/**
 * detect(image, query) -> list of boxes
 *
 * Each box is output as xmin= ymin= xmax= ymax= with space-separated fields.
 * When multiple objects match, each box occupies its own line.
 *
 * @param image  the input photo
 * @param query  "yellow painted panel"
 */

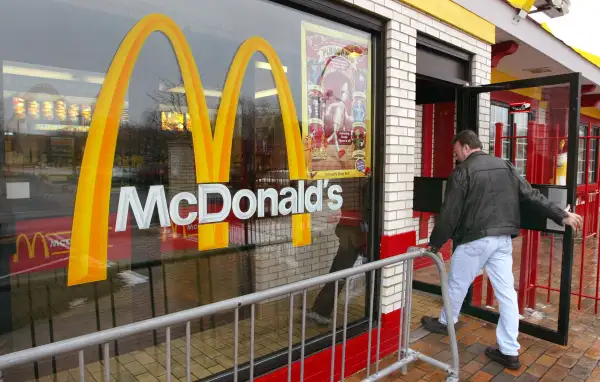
xmin=506 ymin=0 xmax=536 ymax=12
xmin=491 ymin=68 xmax=542 ymax=100
xmin=582 ymin=107 xmax=600 ymax=121
xmin=398 ymin=0 xmax=495 ymax=44
xmin=573 ymin=47 xmax=600 ymax=68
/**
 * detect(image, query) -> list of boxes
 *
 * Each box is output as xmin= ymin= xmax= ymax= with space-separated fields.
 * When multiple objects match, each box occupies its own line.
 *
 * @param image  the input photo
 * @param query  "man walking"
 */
xmin=421 ymin=130 xmax=582 ymax=370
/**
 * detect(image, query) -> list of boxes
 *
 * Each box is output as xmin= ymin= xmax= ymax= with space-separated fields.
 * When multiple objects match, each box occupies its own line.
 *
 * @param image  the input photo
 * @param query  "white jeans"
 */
xmin=439 ymin=236 xmax=520 ymax=356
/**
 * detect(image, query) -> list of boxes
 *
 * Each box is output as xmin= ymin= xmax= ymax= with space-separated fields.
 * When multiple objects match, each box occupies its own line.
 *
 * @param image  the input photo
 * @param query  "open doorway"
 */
xmin=412 ymin=75 xmax=463 ymax=290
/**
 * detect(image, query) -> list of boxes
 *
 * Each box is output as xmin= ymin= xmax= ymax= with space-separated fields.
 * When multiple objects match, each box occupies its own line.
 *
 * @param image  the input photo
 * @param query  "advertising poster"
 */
xmin=301 ymin=21 xmax=371 ymax=179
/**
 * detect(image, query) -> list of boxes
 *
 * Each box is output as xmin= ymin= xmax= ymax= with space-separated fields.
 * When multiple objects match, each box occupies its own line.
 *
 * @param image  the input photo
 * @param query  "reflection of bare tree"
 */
xmin=147 ymin=79 xmax=188 ymax=116
xmin=142 ymin=80 xmax=304 ymax=189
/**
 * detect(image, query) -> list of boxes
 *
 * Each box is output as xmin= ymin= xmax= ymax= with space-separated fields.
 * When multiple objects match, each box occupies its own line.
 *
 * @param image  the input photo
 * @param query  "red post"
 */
xmin=528 ymin=122 xmax=543 ymax=309
xmin=512 ymin=123 xmax=518 ymax=165
xmin=547 ymin=127 xmax=559 ymax=303
xmin=518 ymin=126 xmax=537 ymax=313
xmin=595 ymin=135 xmax=600 ymax=237
xmin=495 ymin=123 xmax=503 ymax=156
xmin=578 ymin=122 xmax=591 ymax=310
xmin=422 ymin=105 xmax=434 ymax=177
xmin=518 ymin=230 xmax=530 ymax=315
xmin=472 ymin=276 xmax=483 ymax=307
xmin=480 ymin=122 xmax=507 ymax=308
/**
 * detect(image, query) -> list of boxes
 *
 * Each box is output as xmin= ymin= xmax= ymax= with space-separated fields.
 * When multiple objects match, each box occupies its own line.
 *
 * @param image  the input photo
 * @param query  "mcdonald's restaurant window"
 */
xmin=0 ymin=0 xmax=375 ymax=379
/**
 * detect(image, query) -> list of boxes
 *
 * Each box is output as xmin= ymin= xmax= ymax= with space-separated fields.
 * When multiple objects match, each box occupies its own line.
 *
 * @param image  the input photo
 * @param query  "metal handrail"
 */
xmin=0 ymin=249 xmax=460 ymax=382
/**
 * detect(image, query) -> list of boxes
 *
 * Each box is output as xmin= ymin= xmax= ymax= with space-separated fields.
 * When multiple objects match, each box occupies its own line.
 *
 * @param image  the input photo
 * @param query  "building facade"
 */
xmin=0 ymin=0 xmax=599 ymax=381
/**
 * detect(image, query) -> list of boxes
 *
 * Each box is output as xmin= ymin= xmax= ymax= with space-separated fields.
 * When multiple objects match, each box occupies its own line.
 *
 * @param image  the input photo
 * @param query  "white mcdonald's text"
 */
xmin=115 ymin=180 xmax=343 ymax=232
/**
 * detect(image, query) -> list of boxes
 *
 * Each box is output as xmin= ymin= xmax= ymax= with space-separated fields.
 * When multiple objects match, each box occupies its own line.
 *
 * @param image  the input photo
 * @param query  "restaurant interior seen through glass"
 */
xmin=0 ymin=0 xmax=376 ymax=380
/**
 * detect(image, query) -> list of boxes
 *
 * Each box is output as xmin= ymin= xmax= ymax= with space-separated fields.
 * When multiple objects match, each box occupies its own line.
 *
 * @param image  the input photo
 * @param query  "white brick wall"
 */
xmin=339 ymin=0 xmax=492 ymax=314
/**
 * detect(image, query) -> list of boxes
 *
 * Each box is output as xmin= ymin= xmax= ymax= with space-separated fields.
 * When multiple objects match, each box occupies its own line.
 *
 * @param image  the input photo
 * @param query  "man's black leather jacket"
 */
xmin=429 ymin=151 xmax=567 ymax=250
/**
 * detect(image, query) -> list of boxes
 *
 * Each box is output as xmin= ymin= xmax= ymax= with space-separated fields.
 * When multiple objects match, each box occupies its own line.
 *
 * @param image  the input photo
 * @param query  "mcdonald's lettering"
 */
xmin=115 ymin=181 xmax=343 ymax=233
xmin=68 ymin=14 xmax=310 ymax=286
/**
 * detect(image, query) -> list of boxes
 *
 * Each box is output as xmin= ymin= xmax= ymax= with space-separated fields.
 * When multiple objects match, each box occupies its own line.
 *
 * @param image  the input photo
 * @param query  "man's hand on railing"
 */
xmin=426 ymin=246 xmax=439 ymax=254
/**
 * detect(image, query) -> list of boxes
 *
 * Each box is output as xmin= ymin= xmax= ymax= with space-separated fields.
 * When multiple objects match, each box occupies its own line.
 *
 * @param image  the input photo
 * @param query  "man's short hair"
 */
xmin=451 ymin=130 xmax=482 ymax=149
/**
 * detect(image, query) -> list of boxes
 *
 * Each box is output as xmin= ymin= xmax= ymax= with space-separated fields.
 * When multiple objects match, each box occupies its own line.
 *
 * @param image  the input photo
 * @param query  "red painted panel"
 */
xmin=419 ymin=104 xmax=435 ymax=240
xmin=491 ymin=41 xmax=519 ymax=68
xmin=256 ymin=315 xmax=404 ymax=382
xmin=582 ymin=94 xmax=600 ymax=108
xmin=422 ymin=104 xmax=434 ymax=177
xmin=380 ymin=231 xmax=416 ymax=259
xmin=433 ymin=102 xmax=455 ymax=178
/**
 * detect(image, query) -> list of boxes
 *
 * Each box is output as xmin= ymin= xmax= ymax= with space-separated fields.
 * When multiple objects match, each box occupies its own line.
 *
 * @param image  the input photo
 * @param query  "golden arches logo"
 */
xmin=68 ymin=14 xmax=310 ymax=286
xmin=13 ymin=233 xmax=50 ymax=263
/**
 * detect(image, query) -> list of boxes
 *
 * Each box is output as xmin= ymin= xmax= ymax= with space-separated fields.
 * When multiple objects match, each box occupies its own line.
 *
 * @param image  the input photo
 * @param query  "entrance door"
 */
xmin=415 ymin=73 xmax=581 ymax=345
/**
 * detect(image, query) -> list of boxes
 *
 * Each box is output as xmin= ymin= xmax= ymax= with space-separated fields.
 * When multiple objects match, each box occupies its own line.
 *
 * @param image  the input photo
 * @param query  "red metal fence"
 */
xmin=472 ymin=121 xmax=600 ymax=314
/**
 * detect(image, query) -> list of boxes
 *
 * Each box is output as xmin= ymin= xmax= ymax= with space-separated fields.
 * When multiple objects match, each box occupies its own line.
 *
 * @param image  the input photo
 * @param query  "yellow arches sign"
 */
xmin=68 ymin=13 xmax=309 ymax=286
xmin=14 ymin=233 xmax=50 ymax=263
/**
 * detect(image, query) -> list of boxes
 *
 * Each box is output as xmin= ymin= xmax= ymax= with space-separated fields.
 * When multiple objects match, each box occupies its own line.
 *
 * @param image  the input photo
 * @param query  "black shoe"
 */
xmin=421 ymin=316 xmax=448 ymax=334
xmin=485 ymin=346 xmax=521 ymax=370
xmin=306 ymin=310 xmax=332 ymax=326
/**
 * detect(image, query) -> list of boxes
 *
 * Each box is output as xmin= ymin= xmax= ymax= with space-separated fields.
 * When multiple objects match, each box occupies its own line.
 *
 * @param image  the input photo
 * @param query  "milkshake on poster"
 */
xmin=301 ymin=21 xmax=371 ymax=179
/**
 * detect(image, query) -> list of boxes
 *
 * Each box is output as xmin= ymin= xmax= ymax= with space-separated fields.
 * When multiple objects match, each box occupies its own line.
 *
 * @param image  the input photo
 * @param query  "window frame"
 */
xmin=577 ymin=123 xmax=600 ymax=186
xmin=489 ymin=100 xmax=536 ymax=176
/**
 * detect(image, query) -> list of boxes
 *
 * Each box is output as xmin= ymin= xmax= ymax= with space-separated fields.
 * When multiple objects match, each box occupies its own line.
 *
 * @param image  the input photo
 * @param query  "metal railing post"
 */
xmin=402 ymin=258 xmax=414 ymax=375
xmin=429 ymin=252 xmax=460 ymax=380
xmin=362 ymin=250 xmax=459 ymax=382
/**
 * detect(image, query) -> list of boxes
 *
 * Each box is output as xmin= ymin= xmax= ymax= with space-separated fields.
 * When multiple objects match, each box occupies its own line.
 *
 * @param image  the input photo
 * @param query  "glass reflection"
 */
xmin=0 ymin=0 xmax=373 ymax=380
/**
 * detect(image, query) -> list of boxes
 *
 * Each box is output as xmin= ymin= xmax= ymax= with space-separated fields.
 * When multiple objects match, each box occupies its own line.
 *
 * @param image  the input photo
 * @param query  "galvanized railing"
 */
xmin=0 ymin=249 xmax=459 ymax=382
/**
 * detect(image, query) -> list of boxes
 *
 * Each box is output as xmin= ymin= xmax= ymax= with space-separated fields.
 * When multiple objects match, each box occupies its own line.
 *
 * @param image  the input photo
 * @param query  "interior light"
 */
xmin=81 ymin=76 xmax=105 ymax=85
xmin=255 ymin=88 xmax=278 ymax=99
xmin=162 ymin=85 xmax=222 ymax=98
xmin=4 ymin=66 xmax=74 ymax=81
xmin=3 ymin=65 xmax=105 ymax=85
xmin=255 ymin=61 xmax=288 ymax=73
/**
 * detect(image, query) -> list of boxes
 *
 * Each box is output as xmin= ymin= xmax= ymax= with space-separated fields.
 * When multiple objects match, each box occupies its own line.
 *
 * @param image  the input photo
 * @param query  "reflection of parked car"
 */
xmin=257 ymin=169 xmax=290 ymax=186
xmin=112 ymin=166 xmax=139 ymax=179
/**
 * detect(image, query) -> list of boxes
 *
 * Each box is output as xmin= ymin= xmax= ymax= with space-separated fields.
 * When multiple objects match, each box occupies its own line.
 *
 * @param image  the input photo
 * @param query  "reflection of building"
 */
xmin=2 ymin=62 xmax=129 ymax=177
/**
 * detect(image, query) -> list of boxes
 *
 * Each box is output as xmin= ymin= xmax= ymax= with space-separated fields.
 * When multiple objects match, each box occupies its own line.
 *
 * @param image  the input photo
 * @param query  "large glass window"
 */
xmin=578 ymin=125 xmax=587 ymax=185
xmin=577 ymin=124 xmax=599 ymax=185
xmin=513 ymin=112 xmax=530 ymax=176
xmin=488 ymin=102 xmax=533 ymax=176
xmin=591 ymin=127 xmax=599 ymax=183
xmin=0 ymin=1 xmax=375 ymax=380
